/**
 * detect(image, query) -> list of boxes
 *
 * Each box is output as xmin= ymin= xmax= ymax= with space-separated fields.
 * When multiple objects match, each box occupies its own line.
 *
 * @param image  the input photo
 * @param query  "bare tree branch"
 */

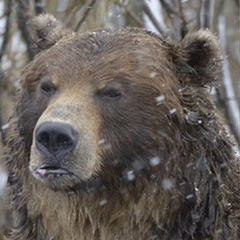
xmin=201 ymin=0 xmax=210 ymax=28
xmin=234 ymin=0 xmax=239 ymax=8
xmin=196 ymin=0 xmax=202 ymax=29
xmin=16 ymin=0 xmax=35 ymax=61
xmin=35 ymin=0 xmax=46 ymax=15
xmin=0 ymin=0 xmax=12 ymax=145
xmin=159 ymin=0 xmax=177 ymax=15
xmin=159 ymin=0 xmax=187 ymax=41
xmin=75 ymin=0 xmax=97 ymax=31
xmin=140 ymin=0 xmax=166 ymax=35
xmin=0 ymin=0 xmax=12 ymax=62
xmin=0 ymin=71 xmax=6 ymax=145
xmin=177 ymin=0 xmax=188 ymax=38
xmin=218 ymin=1 xmax=240 ymax=144
xmin=124 ymin=7 xmax=144 ymax=27
xmin=200 ymin=0 xmax=215 ymax=28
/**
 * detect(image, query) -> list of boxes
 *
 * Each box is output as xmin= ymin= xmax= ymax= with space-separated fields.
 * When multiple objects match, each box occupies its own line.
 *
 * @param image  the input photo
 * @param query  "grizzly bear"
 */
xmin=4 ymin=14 xmax=239 ymax=240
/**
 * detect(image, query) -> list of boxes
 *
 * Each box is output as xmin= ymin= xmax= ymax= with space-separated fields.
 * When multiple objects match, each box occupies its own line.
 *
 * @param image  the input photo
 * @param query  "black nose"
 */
xmin=35 ymin=122 xmax=78 ymax=158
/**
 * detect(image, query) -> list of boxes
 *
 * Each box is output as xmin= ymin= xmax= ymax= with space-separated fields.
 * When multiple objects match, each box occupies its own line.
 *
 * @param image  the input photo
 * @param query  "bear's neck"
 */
xmin=23 ymin=176 xmax=181 ymax=240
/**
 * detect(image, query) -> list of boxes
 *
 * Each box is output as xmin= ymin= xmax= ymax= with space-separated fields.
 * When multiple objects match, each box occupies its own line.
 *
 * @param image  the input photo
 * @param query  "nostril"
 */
xmin=35 ymin=122 xmax=78 ymax=158
xmin=57 ymin=134 xmax=73 ymax=150
xmin=37 ymin=131 xmax=50 ymax=149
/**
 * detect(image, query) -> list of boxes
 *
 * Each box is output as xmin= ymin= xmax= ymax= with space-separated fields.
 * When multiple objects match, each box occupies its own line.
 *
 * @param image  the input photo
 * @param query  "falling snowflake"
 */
xmin=186 ymin=194 xmax=194 ymax=200
xmin=126 ymin=170 xmax=135 ymax=181
xmin=162 ymin=178 xmax=174 ymax=190
xmin=169 ymin=108 xmax=177 ymax=114
xmin=98 ymin=139 xmax=105 ymax=145
xmin=150 ymin=72 xmax=157 ymax=78
xmin=99 ymin=199 xmax=108 ymax=206
xmin=149 ymin=156 xmax=161 ymax=166
xmin=155 ymin=95 xmax=165 ymax=105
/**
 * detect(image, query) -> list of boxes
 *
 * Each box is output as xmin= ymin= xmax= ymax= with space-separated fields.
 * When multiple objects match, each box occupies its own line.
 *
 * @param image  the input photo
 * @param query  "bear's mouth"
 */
xmin=33 ymin=165 xmax=72 ymax=179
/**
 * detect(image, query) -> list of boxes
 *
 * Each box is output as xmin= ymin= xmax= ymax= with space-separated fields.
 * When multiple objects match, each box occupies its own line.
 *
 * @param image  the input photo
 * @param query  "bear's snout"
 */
xmin=35 ymin=122 xmax=78 ymax=159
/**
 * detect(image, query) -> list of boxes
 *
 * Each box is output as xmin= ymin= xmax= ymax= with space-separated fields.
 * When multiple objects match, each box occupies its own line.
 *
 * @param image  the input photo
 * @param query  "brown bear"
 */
xmin=4 ymin=14 xmax=239 ymax=240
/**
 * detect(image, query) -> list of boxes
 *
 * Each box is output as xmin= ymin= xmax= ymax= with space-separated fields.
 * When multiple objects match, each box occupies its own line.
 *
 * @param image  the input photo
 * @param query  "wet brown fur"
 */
xmin=4 ymin=14 xmax=239 ymax=239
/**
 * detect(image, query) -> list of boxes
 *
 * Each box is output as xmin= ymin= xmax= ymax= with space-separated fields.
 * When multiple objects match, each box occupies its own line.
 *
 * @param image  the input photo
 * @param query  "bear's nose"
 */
xmin=35 ymin=122 xmax=78 ymax=158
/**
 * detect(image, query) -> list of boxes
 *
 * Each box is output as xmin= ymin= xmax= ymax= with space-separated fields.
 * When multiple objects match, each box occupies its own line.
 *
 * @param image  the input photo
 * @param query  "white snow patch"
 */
xmin=126 ymin=170 xmax=135 ymax=181
xmin=186 ymin=194 xmax=195 ymax=199
xmin=155 ymin=95 xmax=165 ymax=105
xmin=1 ymin=123 xmax=9 ymax=131
xmin=99 ymin=199 xmax=108 ymax=206
xmin=162 ymin=178 xmax=174 ymax=190
xmin=150 ymin=71 xmax=157 ymax=79
xmin=98 ymin=138 xmax=105 ymax=145
xmin=169 ymin=108 xmax=177 ymax=114
xmin=149 ymin=156 xmax=161 ymax=166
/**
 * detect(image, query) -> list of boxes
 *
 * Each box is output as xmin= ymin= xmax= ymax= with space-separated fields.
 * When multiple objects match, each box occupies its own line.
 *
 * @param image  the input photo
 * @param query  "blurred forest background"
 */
xmin=0 ymin=0 xmax=239 ymax=237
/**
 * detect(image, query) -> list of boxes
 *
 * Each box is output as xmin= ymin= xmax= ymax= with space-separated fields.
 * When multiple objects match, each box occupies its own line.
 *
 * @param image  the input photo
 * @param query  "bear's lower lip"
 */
xmin=34 ymin=165 xmax=71 ymax=178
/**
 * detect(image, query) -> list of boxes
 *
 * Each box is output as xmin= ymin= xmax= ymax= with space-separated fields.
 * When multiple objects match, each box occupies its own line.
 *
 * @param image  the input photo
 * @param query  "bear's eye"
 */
xmin=99 ymin=88 xmax=122 ymax=100
xmin=40 ymin=81 xmax=57 ymax=95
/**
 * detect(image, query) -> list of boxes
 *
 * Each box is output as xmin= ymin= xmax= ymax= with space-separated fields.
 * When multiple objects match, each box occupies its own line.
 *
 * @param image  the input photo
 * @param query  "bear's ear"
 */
xmin=29 ymin=14 xmax=71 ymax=53
xmin=174 ymin=29 xmax=223 ymax=87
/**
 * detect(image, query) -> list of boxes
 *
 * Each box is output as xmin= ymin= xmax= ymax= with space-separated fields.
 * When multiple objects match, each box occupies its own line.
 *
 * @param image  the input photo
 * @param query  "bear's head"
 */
xmin=16 ymin=14 xmax=223 ymax=192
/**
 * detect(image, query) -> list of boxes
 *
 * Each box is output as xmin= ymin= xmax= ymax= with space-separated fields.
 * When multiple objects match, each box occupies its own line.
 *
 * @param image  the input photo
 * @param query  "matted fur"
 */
xmin=4 ymin=14 xmax=239 ymax=240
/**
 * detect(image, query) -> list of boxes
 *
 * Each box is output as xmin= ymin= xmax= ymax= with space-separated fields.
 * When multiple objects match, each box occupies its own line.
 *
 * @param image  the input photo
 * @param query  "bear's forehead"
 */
xmin=40 ymin=29 xmax=167 ymax=63
xmin=22 ymin=29 xmax=173 ymax=88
